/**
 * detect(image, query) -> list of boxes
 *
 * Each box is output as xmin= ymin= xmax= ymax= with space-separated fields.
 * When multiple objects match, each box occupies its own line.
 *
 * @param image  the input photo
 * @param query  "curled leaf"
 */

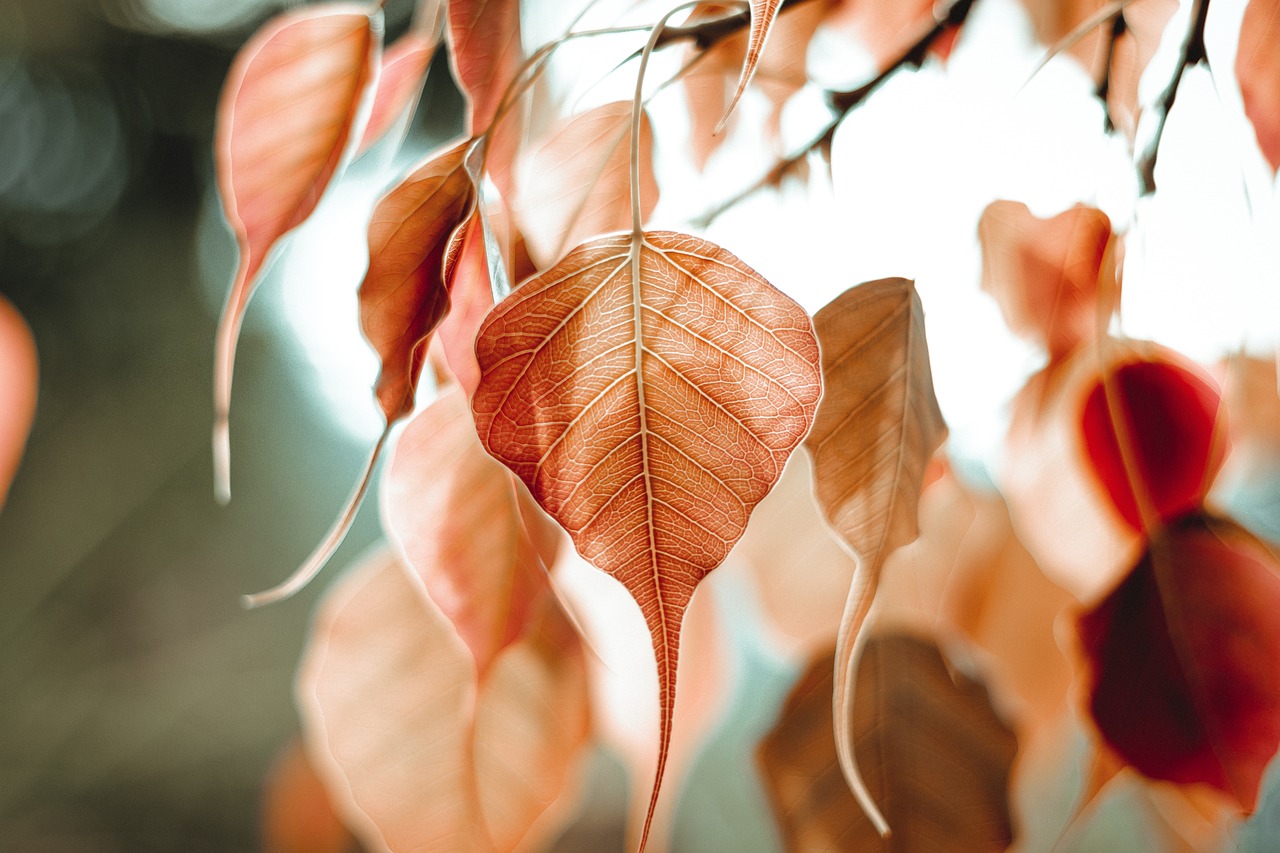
xmin=298 ymin=548 xmax=591 ymax=853
xmin=1237 ymin=0 xmax=1280 ymax=174
xmin=472 ymin=230 xmax=821 ymax=849
xmin=212 ymin=5 xmax=381 ymax=500
xmin=0 ymin=295 xmax=37 ymax=509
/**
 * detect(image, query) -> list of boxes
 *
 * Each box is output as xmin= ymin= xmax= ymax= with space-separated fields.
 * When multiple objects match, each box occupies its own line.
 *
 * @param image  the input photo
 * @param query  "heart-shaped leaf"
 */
xmin=357 ymin=32 xmax=438 ymax=154
xmin=803 ymin=277 xmax=947 ymax=833
xmin=1077 ymin=514 xmax=1280 ymax=811
xmin=472 ymin=229 xmax=821 ymax=848
xmin=212 ymin=4 xmax=380 ymax=499
xmin=298 ymin=548 xmax=591 ymax=853
xmin=758 ymin=634 xmax=1019 ymax=852
xmin=1237 ymin=0 xmax=1280 ymax=174
xmin=0 ymin=295 xmax=37 ymax=509
xmin=382 ymin=388 xmax=558 ymax=675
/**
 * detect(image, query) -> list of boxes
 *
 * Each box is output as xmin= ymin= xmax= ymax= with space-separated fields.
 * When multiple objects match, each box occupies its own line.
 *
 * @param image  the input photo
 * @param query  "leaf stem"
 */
xmin=1137 ymin=0 xmax=1211 ymax=194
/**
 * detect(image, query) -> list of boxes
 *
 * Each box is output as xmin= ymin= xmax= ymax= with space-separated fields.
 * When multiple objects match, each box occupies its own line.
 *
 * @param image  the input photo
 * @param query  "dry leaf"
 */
xmin=357 ymin=33 xmax=437 ymax=154
xmin=0 ymin=295 xmax=37 ymax=509
xmin=1237 ymin=0 xmax=1280 ymax=174
xmin=261 ymin=739 xmax=358 ymax=853
xmin=212 ymin=5 xmax=380 ymax=497
xmin=382 ymin=388 xmax=558 ymax=675
xmin=472 ymin=229 xmax=821 ymax=848
xmin=298 ymin=548 xmax=590 ymax=853
xmin=723 ymin=0 xmax=785 ymax=126
xmin=824 ymin=0 xmax=936 ymax=68
xmin=758 ymin=634 xmax=1019 ymax=852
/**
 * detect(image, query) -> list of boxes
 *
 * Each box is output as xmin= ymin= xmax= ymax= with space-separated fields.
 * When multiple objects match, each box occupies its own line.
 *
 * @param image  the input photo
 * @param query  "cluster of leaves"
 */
xmin=209 ymin=0 xmax=1280 ymax=850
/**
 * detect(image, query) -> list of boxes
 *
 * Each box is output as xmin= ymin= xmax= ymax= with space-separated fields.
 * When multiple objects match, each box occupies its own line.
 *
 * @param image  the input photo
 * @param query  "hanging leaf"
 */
xmin=298 ymin=548 xmax=591 ymax=853
xmin=357 ymin=32 xmax=438 ymax=154
xmin=382 ymin=389 xmax=558 ymax=675
xmin=803 ymin=277 xmax=946 ymax=832
xmin=0 ymin=295 xmax=37 ymax=509
xmin=472 ymin=229 xmax=821 ymax=848
xmin=212 ymin=4 xmax=381 ymax=500
xmin=1237 ymin=0 xmax=1280 ymax=174
xmin=978 ymin=201 xmax=1116 ymax=362
xmin=824 ymin=0 xmax=936 ymax=68
xmin=514 ymin=102 xmax=658 ymax=268
xmin=447 ymin=0 xmax=523 ymax=134
xmin=1077 ymin=514 xmax=1280 ymax=811
xmin=719 ymin=0 xmax=784 ymax=129
xmin=261 ymin=739 xmax=358 ymax=853
xmin=436 ymin=213 xmax=495 ymax=395
xmin=360 ymin=140 xmax=475 ymax=423
xmin=1080 ymin=353 xmax=1225 ymax=532
xmin=758 ymin=634 xmax=1019 ymax=852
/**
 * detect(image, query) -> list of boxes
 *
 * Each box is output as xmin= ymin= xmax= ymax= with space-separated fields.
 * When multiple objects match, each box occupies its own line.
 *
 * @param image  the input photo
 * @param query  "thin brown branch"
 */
xmin=1095 ymin=11 xmax=1127 ymax=134
xmin=1137 ymin=0 xmax=1211 ymax=195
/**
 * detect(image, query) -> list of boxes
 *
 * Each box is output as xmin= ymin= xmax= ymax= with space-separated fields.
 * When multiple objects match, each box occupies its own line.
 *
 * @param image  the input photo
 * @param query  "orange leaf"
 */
xmin=825 ymin=0 xmax=935 ymax=68
xmin=298 ymin=548 xmax=591 ymax=853
xmin=261 ymin=739 xmax=357 ymax=853
xmin=515 ymin=102 xmax=658 ymax=268
xmin=721 ymin=0 xmax=784 ymax=129
xmin=360 ymin=140 xmax=475 ymax=423
xmin=758 ymin=634 xmax=1019 ymax=852
xmin=357 ymin=32 xmax=437 ymax=154
xmin=472 ymin=230 xmax=821 ymax=849
xmin=437 ymin=212 xmax=496 ymax=396
xmin=382 ymin=388 xmax=558 ymax=675
xmin=212 ymin=5 xmax=380 ymax=498
xmin=448 ymin=0 xmax=522 ymax=134
xmin=978 ymin=201 xmax=1116 ymax=362
xmin=803 ymin=277 xmax=947 ymax=832
xmin=1238 ymin=0 xmax=1280 ymax=173
xmin=0 ymin=295 xmax=36 ymax=509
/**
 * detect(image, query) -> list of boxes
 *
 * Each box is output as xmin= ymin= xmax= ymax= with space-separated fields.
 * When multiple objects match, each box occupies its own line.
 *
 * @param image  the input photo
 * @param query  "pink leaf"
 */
xmin=0 ymin=295 xmax=36 ymax=509
xmin=357 ymin=33 xmax=437 ymax=154
xmin=1237 ymin=0 xmax=1280 ymax=174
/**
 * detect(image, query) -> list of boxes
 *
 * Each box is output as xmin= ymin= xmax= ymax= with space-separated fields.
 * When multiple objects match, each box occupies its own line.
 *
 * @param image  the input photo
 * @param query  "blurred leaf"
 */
xmin=1237 ymin=0 xmax=1280 ymax=174
xmin=262 ymin=739 xmax=359 ymax=853
xmin=0 ymin=295 xmax=37 ymax=509
xmin=357 ymin=33 xmax=438 ymax=154
xmin=448 ymin=0 xmax=522 ymax=133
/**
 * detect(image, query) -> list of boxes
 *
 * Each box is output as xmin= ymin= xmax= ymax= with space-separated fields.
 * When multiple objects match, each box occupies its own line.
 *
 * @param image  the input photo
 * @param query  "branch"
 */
xmin=652 ymin=0 xmax=824 ymax=50
xmin=1095 ymin=11 xmax=1127 ymax=134
xmin=1136 ymin=0 xmax=1210 ymax=195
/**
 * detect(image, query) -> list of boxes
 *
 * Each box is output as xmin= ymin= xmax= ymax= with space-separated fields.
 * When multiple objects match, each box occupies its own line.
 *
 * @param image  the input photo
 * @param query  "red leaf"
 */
xmin=357 ymin=32 xmax=437 ymax=154
xmin=472 ymin=230 xmax=821 ymax=849
xmin=1237 ymin=0 xmax=1280 ymax=174
xmin=1077 ymin=514 xmax=1280 ymax=810
xmin=436 ymin=212 xmax=494 ymax=396
xmin=448 ymin=0 xmax=522 ymax=134
xmin=212 ymin=5 xmax=380 ymax=498
xmin=1080 ymin=355 xmax=1225 ymax=532
xmin=382 ymin=389 xmax=558 ymax=674
xmin=0 ymin=295 xmax=37 ymax=509
xmin=360 ymin=140 xmax=475 ymax=423
xmin=261 ymin=740 xmax=356 ymax=853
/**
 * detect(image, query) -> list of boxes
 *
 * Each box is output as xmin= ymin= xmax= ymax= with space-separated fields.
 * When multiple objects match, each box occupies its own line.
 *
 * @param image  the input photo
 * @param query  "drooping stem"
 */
xmin=1137 ymin=0 xmax=1211 ymax=194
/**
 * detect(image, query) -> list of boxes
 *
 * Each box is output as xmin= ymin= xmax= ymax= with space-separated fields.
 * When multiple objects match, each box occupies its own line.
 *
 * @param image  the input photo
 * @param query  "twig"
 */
xmin=1095 ymin=11 xmax=1127 ymax=134
xmin=1137 ymin=0 xmax=1210 ymax=194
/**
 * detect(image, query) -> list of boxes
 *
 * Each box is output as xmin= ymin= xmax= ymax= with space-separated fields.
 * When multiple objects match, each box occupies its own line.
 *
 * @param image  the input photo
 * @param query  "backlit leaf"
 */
xmin=0 ymin=295 xmax=37 ymax=509
xmin=360 ymin=140 xmax=475 ymax=423
xmin=298 ymin=548 xmax=591 ymax=853
xmin=824 ymin=0 xmax=936 ymax=68
xmin=212 ymin=4 xmax=380 ymax=499
xmin=1077 ymin=514 xmax=1280 ymax=811
xmin=261 ymin=739 xmax=358 ymax=853
xmin=721 ymin=0 xmax=784 ymax=128
xmin=472 ymin=229 xmax=822 ymax=849
xmin=515 ymin=102 xmax=658 ymax=268
xmin=758 ymin=634 xmax=1019 ymax=852
xmin=357 ymin=33 xmax=437 ymax=154
xmin=803 ymin=277 xmax=947 ymax=832
xmin=978 ymin=200 xmax=1116 ymax=361
xmin=437 ymin=212 xmax=495 ymax=396
xmin=382 ymin=388 xmax=558 ymax=675
xmin=1237 ymin=0 xmax=1280 ymax=174
xmin=448 ymin=0 xmax=522 ymax=134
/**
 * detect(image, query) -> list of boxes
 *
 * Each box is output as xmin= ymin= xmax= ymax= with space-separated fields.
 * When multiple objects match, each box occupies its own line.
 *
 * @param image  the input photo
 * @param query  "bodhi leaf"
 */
xmin=357 ymin=32 xmax=438 ymax=154
xmin=472 ymin=229 xmax=822 ymax=849
xmin=382 ymin=388 xmax=558 ymax=675
xmin=803 ymin=277 xmax=947 ymax=834
xmin=1237 ymin=0 xmax=1280 ymax=174
xmin=1077 ymin=514 xmax=1280 ymax=811
xmin=0 ymin=295 xmax=37 ymax=510
xmin=758 ymin=634 xmax=1019 ymax=852
xmin=298 ymin=548 xmax=591 ymax=853
xmin=212 ymin=4 xmax=380 ymax=501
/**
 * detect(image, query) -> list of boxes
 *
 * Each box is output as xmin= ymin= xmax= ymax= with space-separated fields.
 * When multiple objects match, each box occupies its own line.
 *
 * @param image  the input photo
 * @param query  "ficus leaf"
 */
xmin=0 ymin=295 xmax=36 ymax=510
xmin=1237 ymin=0 xmax=1280 ymax=174
xmin=382 ymin=388 xmax=558 ymax=676
xmin=298 ymin=548 xmax=591 ymax=853
xmin=356 ymin=32 xmax=438 ymax=155
xmin=803 ymin=277 xmax=947 ymax=834
xmin=472 ymin=229 xmax=822 ymax=849
xmin=212 ymin=4 xmax=381 ymax=501
xmin=758 ymin=634 xmax=1019 ymax=852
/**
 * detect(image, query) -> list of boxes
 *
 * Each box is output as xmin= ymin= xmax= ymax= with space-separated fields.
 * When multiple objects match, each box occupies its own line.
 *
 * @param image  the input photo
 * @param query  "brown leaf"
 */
xmin=803 ymin=277 xmax=947 ymax=831
xmin=472 ymin=230 xmax=822 ymax=849
xmin=0 ymin=295 xmax=37 ymax=509
xmin=722 ymin=0 xmax=785 ymax=127
xmin=436 ymin=212 xmax=495 ymax=396
xmin=514 ymin=102 xmax=658 ymax=268
xmin=298 ymin=549 xmax=591 ymax=853
xmin=382 ymin=388 xmax=558 ymax=675
xmin=1237 ymin=0 xmax=1280 ymax=174
xmin=758 ymin=634 xmax=1019 ymax=852
xmin=261 ymin=739 xmax=358 ymax=853
xmin=978 ymin=200 xmax=1116 ymax=362
xmin=360 ymin=140 xmax=475 ymax=423
xmin=212 ymin=5 xmax=380 ymax=499
xmin=824 ymin=0 xmax=936 ymax=68
xmin=357 ymin=32 xmax=437 ymax=154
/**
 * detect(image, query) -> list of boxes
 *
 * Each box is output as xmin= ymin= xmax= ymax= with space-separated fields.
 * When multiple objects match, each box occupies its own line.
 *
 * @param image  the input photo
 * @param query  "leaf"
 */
xmin=261 ymin=739 xmax=358 ymax=853
xmin=360 ymin=140 xmax=475 ymax=423
xmin=514 ymin=102 xmax=658 ymax=268
xmin=437 ymin=213 xmax=496 ymax=396
xmin=382 ymin=388 xmax=558 ymax=675
xmin=0 ymin=295 xmax=37 ymax=509
xmin=720 ymin=0 xmax=784 ymax=129
xmin=448 ymin=0 xmax=522 ymax=134
xmin=978 ymin=200 xmax=1116 ymax=361
xmin=471 ymin=229 xmax=822 ymax=848
xmin=212 ymin=4 xmax=381 ymax=500
xmin=357 ymin=32 xmax=437 ymax=154
xmin=1080 ymin=353 xmax=1226 ymax=532
xmin=803 ymin=277 xmax=947 ymax=832
xmin=758 ymin=634 xmax=1019 ymax=852
xmin=1076 ymin=514 xmax=1280 ymax=811
xmin=298 ymin=548 xmax=591 ymax=853
xmin=824 ymin=0 xmax=936 ymax=68
xmin=1237 ymin=0 xmax=1280 ymax=174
